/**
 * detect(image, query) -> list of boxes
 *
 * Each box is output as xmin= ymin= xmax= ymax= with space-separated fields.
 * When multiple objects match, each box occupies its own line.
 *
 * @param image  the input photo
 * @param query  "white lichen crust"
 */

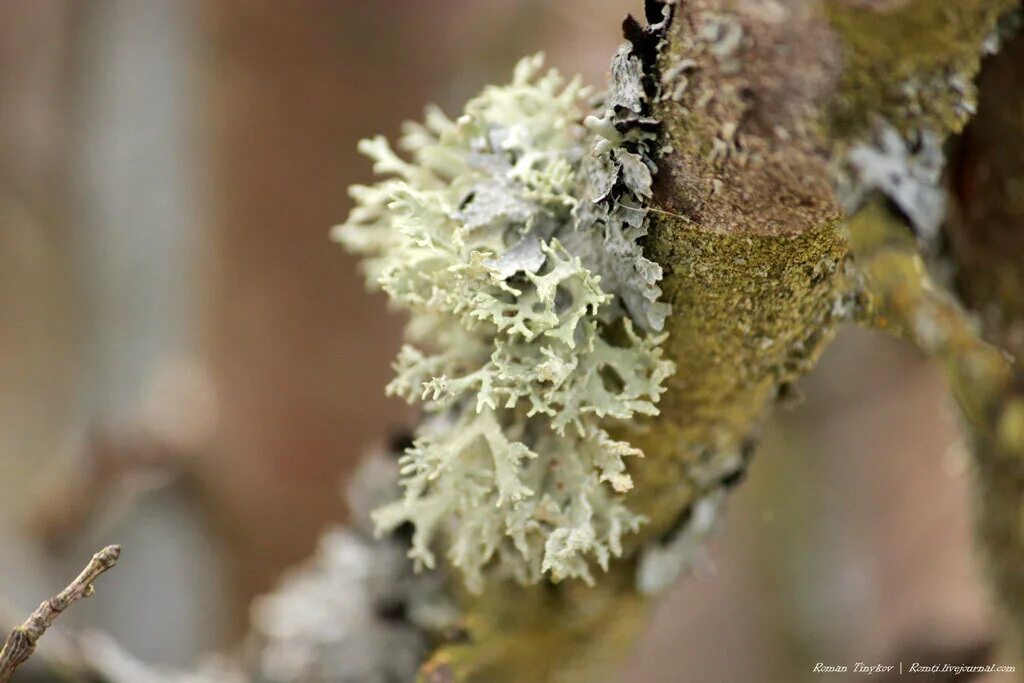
xmin=336 ymin=54 xmax=674 ymax=592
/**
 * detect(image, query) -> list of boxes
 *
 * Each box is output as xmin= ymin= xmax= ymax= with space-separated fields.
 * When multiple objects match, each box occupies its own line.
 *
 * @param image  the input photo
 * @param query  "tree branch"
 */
xmin=419 ymin=1 xmax=1020 ymax=680
xmin=0 ymin=545 xmax=121 ymax=683
xmin=849 ymin=197 xmax=1012 ymax=423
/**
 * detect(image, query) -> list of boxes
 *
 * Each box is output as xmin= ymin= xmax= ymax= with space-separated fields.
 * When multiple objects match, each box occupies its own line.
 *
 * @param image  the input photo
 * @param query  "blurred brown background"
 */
xmin=0 ymin=1 xmax=1006 ymax=681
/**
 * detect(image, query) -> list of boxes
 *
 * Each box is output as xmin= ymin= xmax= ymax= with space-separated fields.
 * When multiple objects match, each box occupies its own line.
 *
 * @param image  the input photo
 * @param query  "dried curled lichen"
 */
xmin=336 ymin=54 xmax=673 ymax=591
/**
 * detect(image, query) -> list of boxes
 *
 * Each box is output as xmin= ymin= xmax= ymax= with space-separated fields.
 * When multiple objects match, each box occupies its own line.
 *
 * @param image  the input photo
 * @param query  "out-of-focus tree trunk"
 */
xmin=199 ymin=0 xmax=414 ymax=626
xmin=0 ymin=1 xmax=78 ymax=523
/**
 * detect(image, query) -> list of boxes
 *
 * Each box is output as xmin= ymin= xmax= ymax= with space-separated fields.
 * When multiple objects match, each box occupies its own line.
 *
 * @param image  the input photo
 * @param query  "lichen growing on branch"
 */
xmin=336 ymin=53 xmax=674 ymax=592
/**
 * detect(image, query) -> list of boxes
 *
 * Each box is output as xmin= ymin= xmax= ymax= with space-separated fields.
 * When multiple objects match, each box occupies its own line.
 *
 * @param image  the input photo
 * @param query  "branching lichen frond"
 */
xmin=336 ymin=53 xmax=674 ymax=591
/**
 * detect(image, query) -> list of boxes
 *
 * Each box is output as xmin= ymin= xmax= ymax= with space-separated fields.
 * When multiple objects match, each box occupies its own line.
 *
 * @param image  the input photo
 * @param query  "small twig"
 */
xmin=0 ymin=545 xmax=121 ymax=683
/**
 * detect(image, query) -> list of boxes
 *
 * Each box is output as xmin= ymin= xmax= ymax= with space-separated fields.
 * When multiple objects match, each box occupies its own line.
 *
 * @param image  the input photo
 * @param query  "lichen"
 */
xmin=837 ymin=120 xmax=947 ymax=244
xmin=336 ymin=54 xmax=674 ymax=592
xmin=636 ymin=489 xmax=724 ymax=594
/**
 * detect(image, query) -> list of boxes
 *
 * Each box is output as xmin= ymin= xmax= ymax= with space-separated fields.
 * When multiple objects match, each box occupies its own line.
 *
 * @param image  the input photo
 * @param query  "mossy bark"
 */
xmin=826 ymin=0 xmax=1019 ymax=140
xmin=420 ymin=564 xmax=649 ymax=683
xmin=627 ymin=0 xmax=851 ymax=542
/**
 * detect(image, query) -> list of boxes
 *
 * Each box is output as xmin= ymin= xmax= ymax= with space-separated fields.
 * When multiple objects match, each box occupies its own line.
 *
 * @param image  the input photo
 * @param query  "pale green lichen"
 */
xmin=335 ymin=54 xmax=674 ymax=592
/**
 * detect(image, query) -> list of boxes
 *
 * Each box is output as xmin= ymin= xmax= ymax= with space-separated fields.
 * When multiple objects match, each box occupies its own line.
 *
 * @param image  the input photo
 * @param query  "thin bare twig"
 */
xmin=0 ymin=545 xmax=121 ymax=683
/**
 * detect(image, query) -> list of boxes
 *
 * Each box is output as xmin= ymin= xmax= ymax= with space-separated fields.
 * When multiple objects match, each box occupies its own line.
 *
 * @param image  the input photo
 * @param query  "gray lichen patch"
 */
xmin=838 ymin=121 xmax=947 ymax=244
xmin=636 ymin=489 xmax=724 ymax=594
xmin=572 ymin=14 xmax=674 ymax=332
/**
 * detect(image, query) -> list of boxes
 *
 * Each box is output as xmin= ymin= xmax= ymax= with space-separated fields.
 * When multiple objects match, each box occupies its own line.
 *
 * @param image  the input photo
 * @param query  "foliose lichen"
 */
xmin=335 ymin=51 xmax=674 ymax=592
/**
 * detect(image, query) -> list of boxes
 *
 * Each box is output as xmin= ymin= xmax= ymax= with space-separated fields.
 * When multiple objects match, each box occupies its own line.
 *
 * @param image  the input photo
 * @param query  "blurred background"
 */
xmin=0 ymin=1 xmax=1007 ymax=681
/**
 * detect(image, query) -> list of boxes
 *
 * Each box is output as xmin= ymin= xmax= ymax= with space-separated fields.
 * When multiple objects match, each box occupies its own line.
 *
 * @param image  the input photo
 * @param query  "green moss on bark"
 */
xmin=826 ymin=0 xmax=1018 ymax=140
xmin=631 ymin=0 xmax=851 ymax=546
xmin=421 ymin=563 xmax=647 ymax=683
xmin=626 ymin=217 xmax=849 ymax=542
